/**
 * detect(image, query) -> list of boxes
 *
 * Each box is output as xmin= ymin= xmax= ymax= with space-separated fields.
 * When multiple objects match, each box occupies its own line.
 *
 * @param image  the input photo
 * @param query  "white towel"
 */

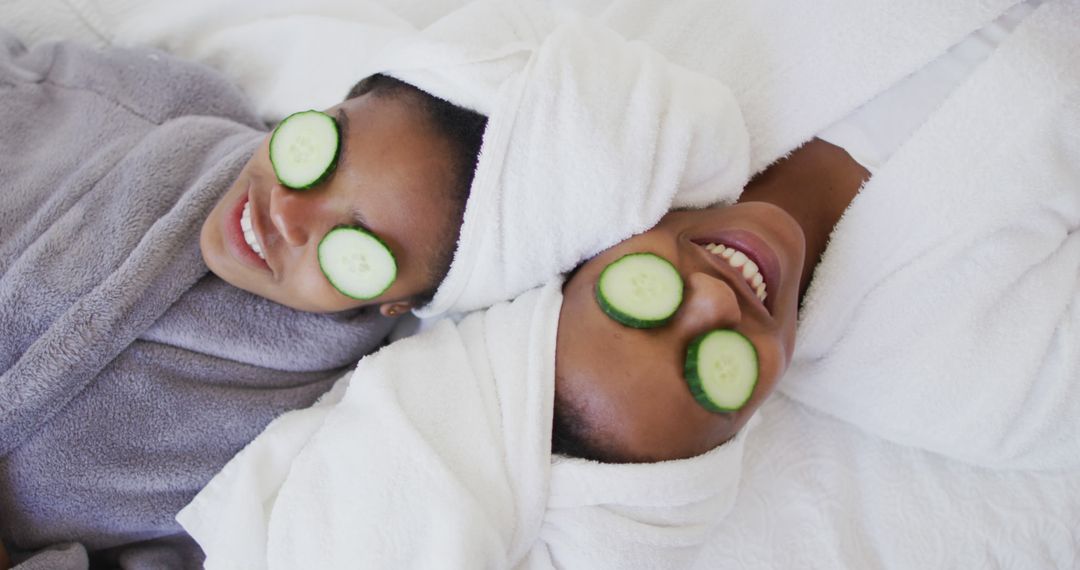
xmin=178 ymin=282 xmax=755 ymax=569
xmin=364 ymin=0 xmax=750 ymax=317
xmin=781 ymin=0 xmax=1080 ymax=470
xmin=75 ymin=0 xmax=750 ymax=320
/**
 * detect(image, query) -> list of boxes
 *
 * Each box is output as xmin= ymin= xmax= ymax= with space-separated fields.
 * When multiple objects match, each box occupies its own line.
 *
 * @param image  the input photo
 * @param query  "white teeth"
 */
xmin=240 ymin=200 xmax=266 ymax=261
xmin=702 ymin=242 xmax=769 ymax=303
xmin=742 ymin=259 xmax=758 ymax=279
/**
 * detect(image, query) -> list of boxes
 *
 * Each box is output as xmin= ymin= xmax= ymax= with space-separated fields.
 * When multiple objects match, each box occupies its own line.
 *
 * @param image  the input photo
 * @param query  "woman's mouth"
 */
xmin=223 ymin=187 xmax=270 ymax=271
xmin=691 ymin=229 xmax=782 ymax=314
xmin=700 ymin=242 xmax=767 ymax=302
xmin=240 ymin=199 xmax=267 ymax=261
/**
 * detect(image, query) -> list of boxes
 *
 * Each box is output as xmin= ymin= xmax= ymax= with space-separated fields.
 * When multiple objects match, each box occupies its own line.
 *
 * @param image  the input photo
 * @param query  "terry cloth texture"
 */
xmin=0 ymin=30 xmax=394 ymax=568
xmin=782 ymin=0 xmax=1080 ymax=470
xmin=179 ymin=282 xmax=756 ymax=570
xmin=364 ymin=0 xmax=751 ymax=318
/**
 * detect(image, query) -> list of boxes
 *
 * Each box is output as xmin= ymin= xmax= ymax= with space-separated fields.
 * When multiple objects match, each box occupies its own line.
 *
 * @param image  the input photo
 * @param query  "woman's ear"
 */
xmin=379 ymin=300 xmax=414 ymax=318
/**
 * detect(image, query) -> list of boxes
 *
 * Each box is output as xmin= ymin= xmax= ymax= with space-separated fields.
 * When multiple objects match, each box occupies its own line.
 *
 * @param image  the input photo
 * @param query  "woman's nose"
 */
xmin=268 ymin=183 xmax=330 ymax=247
xmin=675 ymin=272 xmax=743 ymax=338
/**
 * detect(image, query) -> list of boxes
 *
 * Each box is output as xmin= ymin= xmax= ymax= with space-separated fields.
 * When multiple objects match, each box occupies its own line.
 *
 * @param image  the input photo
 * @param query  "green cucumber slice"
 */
xmin=270 ymin=110 xmax=340 ymax=190
xmin=318 ymin=226 xmax=397 ymax=300
xmin=684 ymin=330 xmax=759 ymax=412
xmin=595 ymin=252 xmax=683 ymax=328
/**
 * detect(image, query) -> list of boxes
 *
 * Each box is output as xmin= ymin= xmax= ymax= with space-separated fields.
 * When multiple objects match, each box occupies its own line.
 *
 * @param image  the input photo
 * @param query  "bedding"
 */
xmin=3 ymin=0 xmax=1078 ymax=567
xmin=697 ymin=395 xmax=1080 ymax=569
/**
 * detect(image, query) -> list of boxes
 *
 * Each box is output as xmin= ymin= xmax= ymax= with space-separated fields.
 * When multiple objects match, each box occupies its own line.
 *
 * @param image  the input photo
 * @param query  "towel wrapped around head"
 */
xmin=356 ymin=0 xmax=750 ymax=317
xmin=179 ymin=281 xmax=754 ymax=569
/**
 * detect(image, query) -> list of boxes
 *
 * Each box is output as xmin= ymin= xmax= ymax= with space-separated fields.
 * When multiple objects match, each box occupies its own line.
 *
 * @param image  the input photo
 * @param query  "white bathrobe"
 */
xmin=779 ymin=0 xmax=1080 ymax=471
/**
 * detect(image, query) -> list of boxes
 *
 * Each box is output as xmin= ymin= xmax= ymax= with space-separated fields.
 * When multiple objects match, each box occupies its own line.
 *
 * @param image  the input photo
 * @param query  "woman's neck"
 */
xmin=737 ymin=138 xmax=870 ymax=298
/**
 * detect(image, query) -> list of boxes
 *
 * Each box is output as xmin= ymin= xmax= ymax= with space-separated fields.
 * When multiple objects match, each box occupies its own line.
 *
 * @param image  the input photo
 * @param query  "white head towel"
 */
xmin=179 ymin=281 xmax=755 ymax=569
xmin=359 ymin=0 xmax=750 ymax=317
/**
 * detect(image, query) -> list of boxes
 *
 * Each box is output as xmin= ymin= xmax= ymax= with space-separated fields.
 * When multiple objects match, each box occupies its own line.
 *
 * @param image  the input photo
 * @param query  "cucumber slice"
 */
xmin=684 ymin=330 xmax=758 ymax=412
xmin=318 ymin=226 xmax=397 ymax=300
xmin=595 ymin=252 xmax=683 ymax=329
xmin=270 ymin=110 xmax=340 ymax=190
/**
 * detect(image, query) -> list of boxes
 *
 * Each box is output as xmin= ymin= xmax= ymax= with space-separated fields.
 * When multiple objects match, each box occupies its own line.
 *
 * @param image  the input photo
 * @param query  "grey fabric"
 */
xmin=11 ymin=542 xmax=88 ymax=570
xmin=0 ymin=29 xmax=395 ymax=566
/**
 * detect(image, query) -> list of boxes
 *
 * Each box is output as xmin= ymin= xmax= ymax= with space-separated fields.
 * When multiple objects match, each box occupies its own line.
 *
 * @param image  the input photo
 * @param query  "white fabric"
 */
xmin=591 ymin=0 xmax=1020 ymax=173
xmin=0 ymin=0 xmax=110 ymax=48
xmin=11 ymin=0 xmax=1078 ymax=565
xmin=785 ymin=0 xmax=1080 ymax=470
xmin=386 ymin=1 xmax=749 ymax=317
xmin=818 ymin=0 xmax=1039 ymax=172
xmin=178 ymin=282 xmax=756 ymax=570
xmin=693 ymin=394 xmax=1080 ymax=569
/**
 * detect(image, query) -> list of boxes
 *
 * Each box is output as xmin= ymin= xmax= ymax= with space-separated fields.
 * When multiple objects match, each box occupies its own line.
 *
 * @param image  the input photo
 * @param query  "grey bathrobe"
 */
xmin=0 ymin=30 xmax=395 ymax=568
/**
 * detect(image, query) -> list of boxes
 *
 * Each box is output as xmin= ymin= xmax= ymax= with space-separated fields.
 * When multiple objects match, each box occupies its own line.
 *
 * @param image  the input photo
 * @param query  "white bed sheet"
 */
xmin=3 ymin=1 xmax=1078 ymax=567
xmin=695 ymin=394 xmax=1079 ymax=569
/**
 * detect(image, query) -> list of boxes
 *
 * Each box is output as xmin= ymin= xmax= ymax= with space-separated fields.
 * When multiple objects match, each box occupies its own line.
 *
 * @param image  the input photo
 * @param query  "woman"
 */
xmin=0 ymin=29 xmax=486 ymax=567
xmin=555 ymin=0 xmax=1080 ymax=473
xmin=553 ymin=138 xmax=864 ymax=463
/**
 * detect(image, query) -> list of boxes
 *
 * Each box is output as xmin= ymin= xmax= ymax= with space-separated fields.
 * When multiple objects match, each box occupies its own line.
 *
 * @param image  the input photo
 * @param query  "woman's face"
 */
xmin=555 ymin=203 xmax=806 ymax=462
xmin=200 ymin=93 xmax=457 ymax=314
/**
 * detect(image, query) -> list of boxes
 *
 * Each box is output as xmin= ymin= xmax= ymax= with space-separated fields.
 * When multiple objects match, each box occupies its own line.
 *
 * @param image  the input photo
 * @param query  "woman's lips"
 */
xmin=223 ymin=184 xmax=270 ymax=272
xmin=691 ymin=229 xmax=782 ymax=314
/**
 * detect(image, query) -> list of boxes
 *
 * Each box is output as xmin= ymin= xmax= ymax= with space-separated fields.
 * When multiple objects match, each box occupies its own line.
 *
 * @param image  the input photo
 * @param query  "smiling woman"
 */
xmin=200 ymin=73 xmax=487 ymax=317
xmin=553 ymin=139 xmax=867 ymax=463
xmin=0 ymin=31 xmax=493 ymax=567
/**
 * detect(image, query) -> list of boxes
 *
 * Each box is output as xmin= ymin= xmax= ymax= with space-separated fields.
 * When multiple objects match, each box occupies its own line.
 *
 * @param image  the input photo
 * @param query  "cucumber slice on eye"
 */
xmin=684 ymin=330 xmax=759 ymax=412
xmin=595 ymin=252 xmax=684 ymax=329
xmin=270 ymin=110 xmax=340 ymax=190
xmin=318 ymin=227 xmax=397 ymax=300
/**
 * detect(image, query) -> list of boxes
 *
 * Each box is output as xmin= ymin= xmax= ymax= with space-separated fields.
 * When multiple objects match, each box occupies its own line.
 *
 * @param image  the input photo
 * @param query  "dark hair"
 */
xmin=551 ymin=380 xmax=629 ymax=463
xmin=345 ymin=74 xmax=487 ymax=304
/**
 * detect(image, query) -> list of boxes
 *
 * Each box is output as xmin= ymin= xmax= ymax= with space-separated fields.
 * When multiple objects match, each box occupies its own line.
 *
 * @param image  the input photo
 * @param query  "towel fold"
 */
xmin=782 ymin=0 xmax=1080 ymax=470
xmin=360 ymin=0 xmax=751 ymax=317
xmin=179 ymin=281 xmax=754 ymax=569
